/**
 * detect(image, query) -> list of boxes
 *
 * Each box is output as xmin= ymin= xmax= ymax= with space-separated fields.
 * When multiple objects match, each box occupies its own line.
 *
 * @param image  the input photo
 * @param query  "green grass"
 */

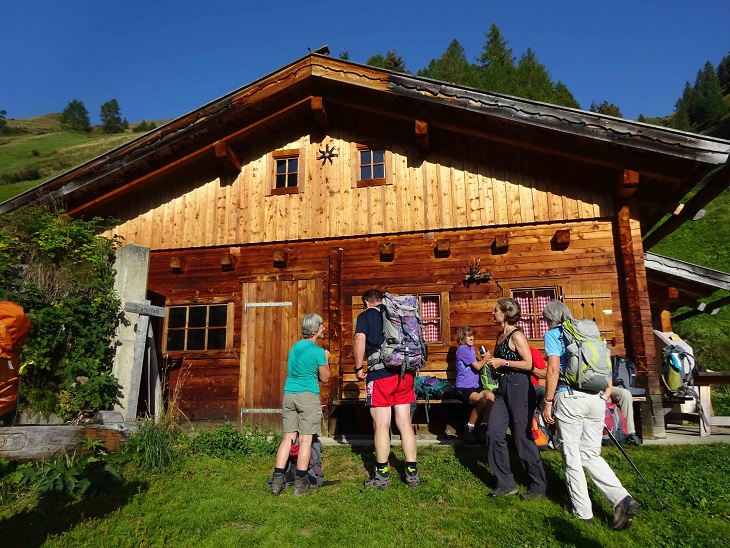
xmin=2 ymin=443 xmax=729 ymax=547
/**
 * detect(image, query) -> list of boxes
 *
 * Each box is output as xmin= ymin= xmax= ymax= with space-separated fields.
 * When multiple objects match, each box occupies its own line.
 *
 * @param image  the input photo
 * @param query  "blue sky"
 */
xmin=2 ymin=1 xmax=728 ymax=124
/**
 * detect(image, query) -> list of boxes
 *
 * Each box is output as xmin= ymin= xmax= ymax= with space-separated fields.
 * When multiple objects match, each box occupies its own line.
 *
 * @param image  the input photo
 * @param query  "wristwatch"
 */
xmin=503 ymin=360 xmax=509 ymax=369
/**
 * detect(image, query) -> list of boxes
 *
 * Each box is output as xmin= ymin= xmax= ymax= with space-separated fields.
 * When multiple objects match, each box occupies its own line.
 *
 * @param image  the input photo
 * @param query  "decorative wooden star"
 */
xmin=317 ymin=143 xmax=338 ymax=165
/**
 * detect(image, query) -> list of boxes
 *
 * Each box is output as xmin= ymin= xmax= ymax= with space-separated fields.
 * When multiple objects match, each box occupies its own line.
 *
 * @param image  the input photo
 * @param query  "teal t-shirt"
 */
xmin=283 ymin=339 xmax=327 ymax=395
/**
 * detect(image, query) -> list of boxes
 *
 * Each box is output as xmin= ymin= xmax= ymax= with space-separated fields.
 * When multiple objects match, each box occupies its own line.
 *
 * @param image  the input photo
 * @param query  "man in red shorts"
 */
xmin=354 ymin=289 xmax=419 ymax=489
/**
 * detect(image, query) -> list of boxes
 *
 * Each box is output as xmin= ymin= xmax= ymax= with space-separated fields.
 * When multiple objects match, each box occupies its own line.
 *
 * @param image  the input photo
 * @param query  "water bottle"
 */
xmin=479 ymin=345 xmax=487 ymax=356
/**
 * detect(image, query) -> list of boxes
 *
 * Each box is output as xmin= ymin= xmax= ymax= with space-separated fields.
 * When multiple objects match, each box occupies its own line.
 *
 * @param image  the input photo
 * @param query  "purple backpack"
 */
xmin=375 ymin=292 xmax=428 ymax=376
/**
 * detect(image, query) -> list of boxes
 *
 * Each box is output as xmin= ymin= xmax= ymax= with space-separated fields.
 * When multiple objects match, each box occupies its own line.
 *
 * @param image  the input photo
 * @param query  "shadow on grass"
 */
xmin=550 ymin=516 xmax=605 ymax=547
xmin=0 ymin=479 xmax=148 ymax=548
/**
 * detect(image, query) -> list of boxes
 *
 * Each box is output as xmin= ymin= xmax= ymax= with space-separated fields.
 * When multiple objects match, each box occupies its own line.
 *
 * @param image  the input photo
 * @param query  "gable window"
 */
xmin=354 ymin=143 xmax=391 ymax=188
xmin=164 ymin=301 xmax=234 ymax=352
xmin=270 ymin=149 xmax=304 ymax=195
xmin=360 ymin=148 xmax=385 ymax=181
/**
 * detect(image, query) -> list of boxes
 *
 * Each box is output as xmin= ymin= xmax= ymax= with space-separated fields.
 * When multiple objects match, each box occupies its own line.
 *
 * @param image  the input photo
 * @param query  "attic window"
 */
xmin=270 ymin=149 xmax=303 ymax=195
xmin=355 ymin=144 xmax=390 ymax=188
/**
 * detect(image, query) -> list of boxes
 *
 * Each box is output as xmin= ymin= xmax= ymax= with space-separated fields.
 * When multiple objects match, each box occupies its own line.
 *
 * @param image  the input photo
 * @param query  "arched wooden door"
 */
xmin=239 ymin=277 xmax=322 ymax=431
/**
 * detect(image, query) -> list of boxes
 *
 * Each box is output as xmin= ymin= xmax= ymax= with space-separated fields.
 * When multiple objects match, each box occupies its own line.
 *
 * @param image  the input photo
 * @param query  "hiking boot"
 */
xmin=404 ymin=469 xmax=420 ymax=489
xmin=627 ymin=433 xmax=642 ymax=446
xmin=270 ymin=472 xmax=285 ymax=496
xmin=519 ymin=490 xmax=546 ymax=501
xmin=489 ymin=486 xmax=518 ymax=497
xmin=364 ymin=469 xmax=391 ymax=490
xmin=293 ymin=475 xmax=312 ymax=496
xmin=611 ymin=495 xmax=640 ymax=530
xmin=462 ymin=427 xmax=478 ymax=445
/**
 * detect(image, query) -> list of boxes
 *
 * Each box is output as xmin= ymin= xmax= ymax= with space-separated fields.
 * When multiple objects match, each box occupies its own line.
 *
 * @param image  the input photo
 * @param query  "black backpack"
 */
xmin=610 ymin=356 xmax=647 ymax=397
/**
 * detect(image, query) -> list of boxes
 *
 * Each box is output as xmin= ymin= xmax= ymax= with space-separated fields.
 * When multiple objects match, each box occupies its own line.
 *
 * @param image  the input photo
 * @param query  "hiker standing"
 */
xmin=485 ymin=298 xmax=547 ymax=499
xmin=354 ymin=289 xmax=419 ymax=489
xmin=541 ymin=300 xmax=640 ymax=530
xmin=454 ymin=326 xmax=494 ymax=444
xmin=270 ymin=314 xmax=330 ymax=496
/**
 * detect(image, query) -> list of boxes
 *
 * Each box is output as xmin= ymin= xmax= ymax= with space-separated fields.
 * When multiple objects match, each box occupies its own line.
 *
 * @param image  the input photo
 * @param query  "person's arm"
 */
xmin=318 ymin=349 xmax=331 ymax=383
xmin=603 ymin=378 xmax=613 ymax=401
xmin=532 ymin=365 xmax=547 ymax=380
xmin=469 ymin=347 xmax=490 ymax=371
xmin=541 ymin=354 xmax=560 ymax=425
xmin=353 ymin=333 xmax=367 ymax=381
xmin=488 ymin=331 xmax=533 ymax=372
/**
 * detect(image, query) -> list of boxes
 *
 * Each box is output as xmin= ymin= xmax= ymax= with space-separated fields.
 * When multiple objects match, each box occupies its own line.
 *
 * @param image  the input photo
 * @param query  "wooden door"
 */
xmin=239 ymin=278 xmax=322 ymax=430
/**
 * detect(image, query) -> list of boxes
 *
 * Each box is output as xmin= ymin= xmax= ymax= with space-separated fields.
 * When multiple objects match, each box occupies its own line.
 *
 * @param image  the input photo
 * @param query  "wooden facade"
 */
xmin=3 ymin=53 xmax=729 ymax=437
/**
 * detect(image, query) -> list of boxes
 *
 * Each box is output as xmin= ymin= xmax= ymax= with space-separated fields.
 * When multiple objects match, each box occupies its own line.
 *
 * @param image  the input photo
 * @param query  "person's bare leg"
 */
xmin=370 ymin=406 xmax=392 ymax=463
xmin=394 ymin=403 xmax=416 ymax=462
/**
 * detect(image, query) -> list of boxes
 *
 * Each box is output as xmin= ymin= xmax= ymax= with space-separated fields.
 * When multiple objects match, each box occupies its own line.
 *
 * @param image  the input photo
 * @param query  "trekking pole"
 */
xmin=603 ymin=425 xmax=669 ymax=510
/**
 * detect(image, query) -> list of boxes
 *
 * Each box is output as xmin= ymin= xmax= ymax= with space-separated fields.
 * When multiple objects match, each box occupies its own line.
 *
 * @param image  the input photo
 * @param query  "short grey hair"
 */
xmin=542 ymin=300 xmax=574 ymax=329
xmin=302 ymin=313 xmax=323 ymax=338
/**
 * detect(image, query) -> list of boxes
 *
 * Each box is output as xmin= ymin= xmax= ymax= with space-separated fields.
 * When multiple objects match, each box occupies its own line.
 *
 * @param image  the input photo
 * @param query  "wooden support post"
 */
xmin=380 ymin=242 xmax=395 ymax=262
xmin=327 ymin=247 xmax=343 ymax=428
xmin=311 ymin=96 xmax=329 ymax=128
xmin=616 ymin=204 xmax=664 ymax=438
xmin=415 ymin=119 xmax=430 ymax=153
xmin=492 ymin=233 xmax=509 ymax=254
xmin=215 ymin=141 xmax=242 ymax=174
xmin=616 ymin=169 xmax=640 ymax=199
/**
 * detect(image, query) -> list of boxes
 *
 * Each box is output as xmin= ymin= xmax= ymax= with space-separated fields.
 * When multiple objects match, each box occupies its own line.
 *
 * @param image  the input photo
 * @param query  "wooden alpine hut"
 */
xmin=3 ymin=49 xmax=729 ymax=438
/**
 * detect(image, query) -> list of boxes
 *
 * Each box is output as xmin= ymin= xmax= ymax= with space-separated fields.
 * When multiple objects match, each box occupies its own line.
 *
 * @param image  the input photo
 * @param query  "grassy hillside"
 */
xmin=650 ymin=185 xmax=730 ymax=374
xmin=0 ymin=115 xmax=161 ymax=203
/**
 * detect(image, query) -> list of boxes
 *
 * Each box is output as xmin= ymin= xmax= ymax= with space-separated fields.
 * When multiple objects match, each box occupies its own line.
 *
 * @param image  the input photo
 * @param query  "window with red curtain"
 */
xmin=512 ymin=288 xmax=557 ymax=339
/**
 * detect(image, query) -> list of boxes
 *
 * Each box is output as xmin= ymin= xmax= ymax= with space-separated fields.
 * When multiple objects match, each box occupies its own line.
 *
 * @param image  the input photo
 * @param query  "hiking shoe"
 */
xmin=462 ymin=427 xmax=479 ymax=445
xmin=364 ymin=470 xmax=391 ymax=490
xmin=519 ymin=490 xmax=546 ymax=501
xmin=489 ymin=486 xmax=518 ymax=497
xmin=293 ymin=475 xmax=312 ymax=496
xmin=627 ymin=433 xmax=642 ymax=446
xmin=404 ymin=469 xmax=420 ymax=489
xmin=270 ymin=472 xmax=285 ymax=496
xmin=611 ymin=495 xmax=640 ymax=530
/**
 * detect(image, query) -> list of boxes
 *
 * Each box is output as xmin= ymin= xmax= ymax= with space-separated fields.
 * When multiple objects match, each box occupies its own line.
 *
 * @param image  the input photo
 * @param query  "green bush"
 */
xmin=0 ymin=205 xmax=123 ymax=420
xmin=188 ymin=422 xmax=281 ymax=459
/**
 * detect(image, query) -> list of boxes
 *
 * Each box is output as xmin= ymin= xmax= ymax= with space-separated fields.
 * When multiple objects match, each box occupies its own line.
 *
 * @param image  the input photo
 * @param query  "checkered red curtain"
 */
xmin=514 ymin=289 xmax=554 ymax=339
xmin=420 ymin=296 xmax=440 ymax=343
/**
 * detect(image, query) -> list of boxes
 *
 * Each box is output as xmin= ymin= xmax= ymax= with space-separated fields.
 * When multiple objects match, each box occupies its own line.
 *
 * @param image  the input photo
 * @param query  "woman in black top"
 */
xmin=484 ymin=297 xmax=547 ymax=498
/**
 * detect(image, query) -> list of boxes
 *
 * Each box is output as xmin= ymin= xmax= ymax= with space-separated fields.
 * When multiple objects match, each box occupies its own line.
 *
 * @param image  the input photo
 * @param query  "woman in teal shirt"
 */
xmin=270 ymin=313 xmax=330 ymax=497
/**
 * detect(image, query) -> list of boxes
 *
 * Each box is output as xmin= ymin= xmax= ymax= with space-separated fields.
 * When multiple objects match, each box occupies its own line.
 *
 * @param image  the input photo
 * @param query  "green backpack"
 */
xmin=561 ymin=318 xmax=611 ymax=392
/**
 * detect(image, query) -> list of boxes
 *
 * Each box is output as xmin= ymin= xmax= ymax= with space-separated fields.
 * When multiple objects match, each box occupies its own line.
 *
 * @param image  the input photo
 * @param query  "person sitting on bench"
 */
xmin=454 ymin=326 xmax=493 ymax=444
xmin=610 ymin=385 xmax=642 ymax=446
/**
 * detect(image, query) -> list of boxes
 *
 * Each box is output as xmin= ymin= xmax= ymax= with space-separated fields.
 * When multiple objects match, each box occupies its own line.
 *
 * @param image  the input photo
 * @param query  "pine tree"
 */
xmin=100 ymin=99 xmax=124 ymax=134
xmin=383 ymin=49 xmax=408 ymax=73
xmin=690 ymin=61 xmax=727 ymax=128
xmin=366 ymin=53 xmax=386 ymax=69
xmin=589 ymin=100 xmax=622 ymax=118
xmin=338 ymin=49 xmax=350 ymax=61
xmin=515 ymin=48 xmax=555 ymax=102
xmin=60 ymin=100 xmax=92 ymax=133
xmin=670 ymin=82 xmax=694 ymax=130
xmin=476 ymin=24 xmax=516 ymax=94
xmin=553 ymin=81 xmax=581 ymax=109
xmin=417 ymin=39 xmax=472 ymax=86
xmin=717 ymin=52 xmax=730 ymax=94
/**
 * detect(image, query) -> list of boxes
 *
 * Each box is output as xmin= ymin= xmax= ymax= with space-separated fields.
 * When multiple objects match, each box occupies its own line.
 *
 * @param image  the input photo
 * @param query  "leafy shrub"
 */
xmin=0 ymin=205 xmax=123 ymax=420
xmin=188 ymin=422 xmax=281 ymax=459
xmin=0 ymin=168 xmax=41 ymax=185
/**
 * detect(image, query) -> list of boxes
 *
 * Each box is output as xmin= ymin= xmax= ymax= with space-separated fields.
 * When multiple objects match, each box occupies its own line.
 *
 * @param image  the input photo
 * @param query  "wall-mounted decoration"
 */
xmin=317 ymin=143 xmax=338 ymax=166
xmin=461 ymin=258 xmax=492 ymax=286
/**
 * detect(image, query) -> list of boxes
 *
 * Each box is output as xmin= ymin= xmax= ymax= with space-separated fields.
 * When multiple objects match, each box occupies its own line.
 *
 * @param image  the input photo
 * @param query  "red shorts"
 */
xmin=366 ymin=374 xmax=415 ymax=407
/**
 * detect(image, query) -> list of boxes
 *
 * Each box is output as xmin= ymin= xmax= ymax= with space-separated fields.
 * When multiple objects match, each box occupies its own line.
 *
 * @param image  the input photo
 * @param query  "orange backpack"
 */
xmin=0 ymin=302 xmax=32 ymax=416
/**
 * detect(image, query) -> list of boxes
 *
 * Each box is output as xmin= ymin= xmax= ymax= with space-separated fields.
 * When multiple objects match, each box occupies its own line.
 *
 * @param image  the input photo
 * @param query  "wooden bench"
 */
xmin=695 ymin=371 xmax=730 ymax=436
